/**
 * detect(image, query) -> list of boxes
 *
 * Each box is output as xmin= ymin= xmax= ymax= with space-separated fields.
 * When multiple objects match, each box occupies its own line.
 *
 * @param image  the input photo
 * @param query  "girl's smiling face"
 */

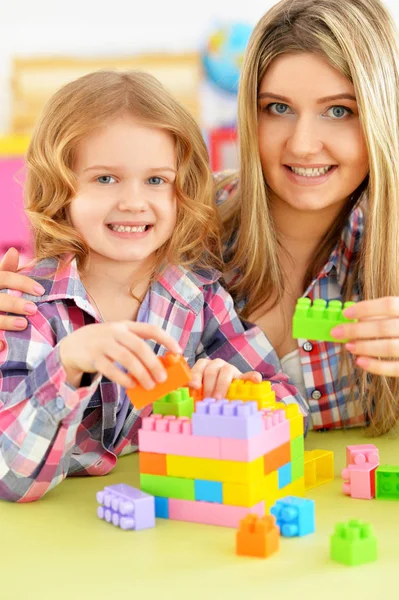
xmin=257 ymin=52 xmax=369 ymax=216
xmin=69 ymin=114 xmax=177 ymax=271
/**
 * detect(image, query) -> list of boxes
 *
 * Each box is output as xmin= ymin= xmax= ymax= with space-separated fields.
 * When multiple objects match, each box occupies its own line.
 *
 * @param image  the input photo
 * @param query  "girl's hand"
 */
xmin=189 ymin=358 xmax=262 ymax=399
xmin=59 ymin=321 xmax=182 ymax=389
xmin=0 ymin=248 xmax=45 ymax=333
xmin=330 ymin=297 xmax=399 ymax=376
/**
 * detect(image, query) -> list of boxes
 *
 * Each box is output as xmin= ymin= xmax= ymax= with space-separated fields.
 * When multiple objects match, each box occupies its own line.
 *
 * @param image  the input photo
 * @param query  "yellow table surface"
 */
xmin=1 ymin=429 xmax=398 ymax=600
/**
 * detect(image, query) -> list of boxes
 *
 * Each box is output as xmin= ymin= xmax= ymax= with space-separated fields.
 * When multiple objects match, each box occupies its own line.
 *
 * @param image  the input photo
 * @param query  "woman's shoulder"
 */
xmin=213 ymin=170 xmax=239 ymax=206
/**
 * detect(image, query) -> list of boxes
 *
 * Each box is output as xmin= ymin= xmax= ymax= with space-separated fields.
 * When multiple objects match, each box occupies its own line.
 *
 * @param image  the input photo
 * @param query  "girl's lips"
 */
xmin=284 ymin=165 xmax=338 ymax=186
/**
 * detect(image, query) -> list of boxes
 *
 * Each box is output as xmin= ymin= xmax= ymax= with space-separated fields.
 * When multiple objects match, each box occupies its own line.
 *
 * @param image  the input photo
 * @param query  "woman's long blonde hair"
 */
xmin=217 ymin=0 xmax=399 ymax=435
xmin=25 ymin=70 xmax=222 ymax=274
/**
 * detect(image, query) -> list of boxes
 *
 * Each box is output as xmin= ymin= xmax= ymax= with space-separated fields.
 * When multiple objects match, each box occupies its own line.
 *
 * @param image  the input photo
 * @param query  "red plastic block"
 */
xmin=220 ymin=409 xmax=290 ymax=462
xmin=346 ymin=444 xmax=379 ymax=467
xmin=127 ymin=353 xmax=191 ymax=409
xmin=236 ymin=514 xmax=280 ymax=558
xmin=264 ymin=442 xmax=290 ymax=475
xmin=138 ymin=414 xmax=221 ymax=459
xmin=139 ymin=452 xmax=167 ymax=476
xmin=168 ymin=498 xmax=265 ymax=528
xmin=341 ymin=463 xmax=377 ymax=500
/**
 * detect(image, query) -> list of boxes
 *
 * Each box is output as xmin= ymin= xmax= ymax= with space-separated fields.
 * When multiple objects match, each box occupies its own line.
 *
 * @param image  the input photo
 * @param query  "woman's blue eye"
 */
xmin=268 ymin=102 xmax=290 ymax=115
xmin=327 ymin=106 xmax=352 ymax=119
xmin=97 ymin=175 xmax=116 ymax=184
xmin=148 ymin=176 xmax=164 ymax=185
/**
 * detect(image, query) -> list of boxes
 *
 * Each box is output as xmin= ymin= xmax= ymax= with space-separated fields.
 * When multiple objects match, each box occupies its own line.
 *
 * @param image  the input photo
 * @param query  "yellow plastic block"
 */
xmin=277 ymin=477 xmax=305 ymax=499
xmin=0 ymin=135 xmax=30 ymax=156
xmin=304 ymin=449 xmax=334 ymax=490
xmin=166 ymin=455 xmax=264 ymax=485
xmin=263 ymin=470 xmax=280 ymax=510
xmin=223 ymin=480 xmax=265 ymax=507
xmin=290 ymin=415 xmax=304 ymax=439
xmin=226 ymin=380 xmax=276 ymax=409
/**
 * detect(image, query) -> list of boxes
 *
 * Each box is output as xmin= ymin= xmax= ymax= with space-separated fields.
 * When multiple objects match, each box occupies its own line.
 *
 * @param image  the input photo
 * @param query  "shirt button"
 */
xmin=56 ymin=397 xmax=65 ymax=410
xmin=311 ymin=390 xmax=322 ymax=400
xmin=303 ymin=341 xmax=313 ymax=352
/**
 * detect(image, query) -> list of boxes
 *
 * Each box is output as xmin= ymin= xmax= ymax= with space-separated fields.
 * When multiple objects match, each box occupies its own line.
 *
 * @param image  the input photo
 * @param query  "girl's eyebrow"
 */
xmin=83 ymin=165 xmax=177 ymax=173
xmin=258 ymin=92 xmax=357 ymax=103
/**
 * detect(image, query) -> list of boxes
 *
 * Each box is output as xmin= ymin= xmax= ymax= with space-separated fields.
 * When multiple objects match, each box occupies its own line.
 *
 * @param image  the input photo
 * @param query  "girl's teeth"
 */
xmin=290 ymin=166 xmax=332 ymax=177
xmin=109 ymin=225 xmax=147 ymax=232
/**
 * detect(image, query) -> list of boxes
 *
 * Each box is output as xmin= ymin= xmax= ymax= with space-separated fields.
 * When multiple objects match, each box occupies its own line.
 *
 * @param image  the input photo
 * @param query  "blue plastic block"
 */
xmin=194 ymin=479 xmax=223 ymax=503
xmin=278 ymin=462 xmax=292 ymax=489
xmin=192 ymin=398 xmax=263 ymax=439
xmin=154 ymin=496 xmax=169 ymax=518
xmin=270 ymin=496 xmax=315 ymax=537
xmin=96 ymin=483 xmax=155 ymax=530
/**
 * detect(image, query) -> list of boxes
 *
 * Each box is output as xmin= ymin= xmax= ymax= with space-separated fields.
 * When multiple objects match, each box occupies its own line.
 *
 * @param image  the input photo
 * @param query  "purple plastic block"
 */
xmin=191 ymin=398 xmax=263 ymax=439
xmin=96 ymin=483 xmax=155 ymax=530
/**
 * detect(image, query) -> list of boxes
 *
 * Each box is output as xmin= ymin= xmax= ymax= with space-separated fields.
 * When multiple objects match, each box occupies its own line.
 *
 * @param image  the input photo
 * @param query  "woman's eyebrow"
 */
xmin=258 ymin=92 xmax=357 ymax=103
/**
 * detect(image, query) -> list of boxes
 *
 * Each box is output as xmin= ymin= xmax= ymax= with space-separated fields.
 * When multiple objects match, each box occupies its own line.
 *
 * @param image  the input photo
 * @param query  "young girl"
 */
xmin=0 ymin=71 xmax=304 ymax=503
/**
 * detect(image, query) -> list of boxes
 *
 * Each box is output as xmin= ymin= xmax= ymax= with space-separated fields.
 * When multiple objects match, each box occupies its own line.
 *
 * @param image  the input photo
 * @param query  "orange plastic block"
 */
xmin=139 ymin=452 xmax=167 ymax=476
xmin=264 ymin=442 xmax=291 ymax=475
xmin=236 ymin=514 xmax=280 ymax=558
xmin=190 ymin=386 xmax=204 ymax=405
xmin=126 ymin=353 xmax=192 ymax=409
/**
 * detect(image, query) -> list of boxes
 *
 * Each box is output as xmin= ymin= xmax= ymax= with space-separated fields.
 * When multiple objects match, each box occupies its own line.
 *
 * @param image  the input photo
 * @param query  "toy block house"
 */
xmin=138 ymin=381 xmax=305 ymax=527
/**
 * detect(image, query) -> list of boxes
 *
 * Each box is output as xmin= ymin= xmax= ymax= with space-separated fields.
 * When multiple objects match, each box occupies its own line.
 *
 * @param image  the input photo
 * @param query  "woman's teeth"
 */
xmin=108 ymin=224 xmax=148 ymax=232
xmin=289 ymin=166 xmax=333 ymax=177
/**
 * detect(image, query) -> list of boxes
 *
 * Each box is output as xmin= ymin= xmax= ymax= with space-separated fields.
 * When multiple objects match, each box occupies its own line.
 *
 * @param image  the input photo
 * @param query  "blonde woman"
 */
xmin=2 ymin=0 xmax=398 ymax=436
xmin=0 ymin=71 xmax=302 ymax=502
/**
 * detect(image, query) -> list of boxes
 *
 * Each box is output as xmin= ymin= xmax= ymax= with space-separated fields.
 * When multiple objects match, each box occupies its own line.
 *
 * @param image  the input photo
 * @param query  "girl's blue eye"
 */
xmin=148 ymin=176 xmax=164 ymax=185
xmin=268 ymin=102 xmax=290 ymax=115
xmin=327 ymin=106 xmax=352 ymax=119
xmin=97 ymin=175 xmax=116 ymax=184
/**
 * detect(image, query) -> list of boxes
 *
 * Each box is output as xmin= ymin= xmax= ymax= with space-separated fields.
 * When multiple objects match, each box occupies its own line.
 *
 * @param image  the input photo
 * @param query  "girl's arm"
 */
xmin=0 ymin=317 xmax=101 ymax=503
xmin=196 ymin=281 xmax=310 ymax=425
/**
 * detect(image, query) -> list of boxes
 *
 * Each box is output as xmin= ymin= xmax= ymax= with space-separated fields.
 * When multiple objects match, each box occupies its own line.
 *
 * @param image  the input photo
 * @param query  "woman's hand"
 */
xmin=189 ymin=358 xmax=262 ymax=399
xmin=0 ymin=248 xmax=44 ymax=335
xmin=330 ymin=297 xmax=399 ymax=376
xmin=59 ymin=321 xmax=182 ymax=389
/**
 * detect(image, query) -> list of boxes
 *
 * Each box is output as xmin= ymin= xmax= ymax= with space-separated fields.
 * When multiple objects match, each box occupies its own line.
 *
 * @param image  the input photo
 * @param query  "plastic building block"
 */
xmin=376 ymin=465 xmax=399 ymax=500
xmin=263 ymin=471 xmax=280 ymax=508
xmin=277 ymin=463 xmax=292 ymax=489
xmin=96 ymin=484 xmax=155 ymax=530
xmin=342 ymin=463 xmax=377 ymax=499
xmin=284 ymin=403 xmax=304 ymax=438
xmin=138 ymin=415 xmax=221 ymax=459
xmin=346 ymin=444 xmax=379 ymax=467
xmin=140 ymin=473 xmax=195 ymax=500
xmin=270 ymin=496 xmax=315 ymax=537
xmin=126 ymin=353 xmax=191 ymax=409
xmin=152 ymin=387 xmax=194 ymax=418
xmin=223 ymin=480 xmax=265 ymax=508
xmin=264 ymin=442 xmax=290 ymax=475
xmin=292 ymin=298 xmax=356 ymax=343
xmin=277 ymin=477 xmax=305 ymax=500
xmin=291 ymin=457 xmax=305 ymax=482
xmin=236 ymin=514 xmax=280 ymax=558
xmin=304 ymin=449 xmax=334 ymax=490
xmin=194 ymin=479 xmax=223 ymax=503
xmin=139 ymin=451 xmax=167 ymax=476
xmin=166 ymin=454 xmax=264 ymax=485
xmin=220 ymin=408 xmax=290 ymax=462
xmin=330 ymin=520 xmax=378 ymax=566
xmin=154 ymin=496 xmax=169 ymax=518
xmin=192 ymin=398 xmax=263 ymax=439
xmin=290 ymin=435 xmax=305 ymax=461
xmin=168 ymin=498 xmax=265 ymax=528
xmin=189 ymin=386 xmax=204 ymax=405
xmin=227 ymin=380 xmax=276 ymax=409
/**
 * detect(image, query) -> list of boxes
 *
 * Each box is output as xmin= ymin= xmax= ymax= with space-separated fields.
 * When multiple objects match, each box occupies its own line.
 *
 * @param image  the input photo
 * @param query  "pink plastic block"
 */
xmin=138 ymin=415 xmax=220 ymax=459
xmin=346 ymin=444 xmax=379 ymax=467
xmin=192 ymin=398 xmax=263 ymax=439
xmin=220 ymin=409 xmax=290 ymax=461
xmin=168 ymin=498 xmax=265 ymax=528
xmin=341 ymin=464 xmax=378 ymax=499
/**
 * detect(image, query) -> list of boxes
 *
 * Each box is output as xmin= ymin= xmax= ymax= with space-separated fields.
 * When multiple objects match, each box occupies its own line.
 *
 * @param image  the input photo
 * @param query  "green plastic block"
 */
xmin=292 ymin=298 xmax=356 ymax=343
xmin=152 ymin=387 xmax=194 ymax=418
xmin=330 ymin=520 xmax=378 ymax=566
xmin=291 ymin=457 xmax=305 ymax=482
xmin=140 ymin=473 xmax=195 ymax=500
xmin=376 ymin=465 xmax=399 ymax=500
xmin=290 ymin=435 xmax=305 ymax=461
